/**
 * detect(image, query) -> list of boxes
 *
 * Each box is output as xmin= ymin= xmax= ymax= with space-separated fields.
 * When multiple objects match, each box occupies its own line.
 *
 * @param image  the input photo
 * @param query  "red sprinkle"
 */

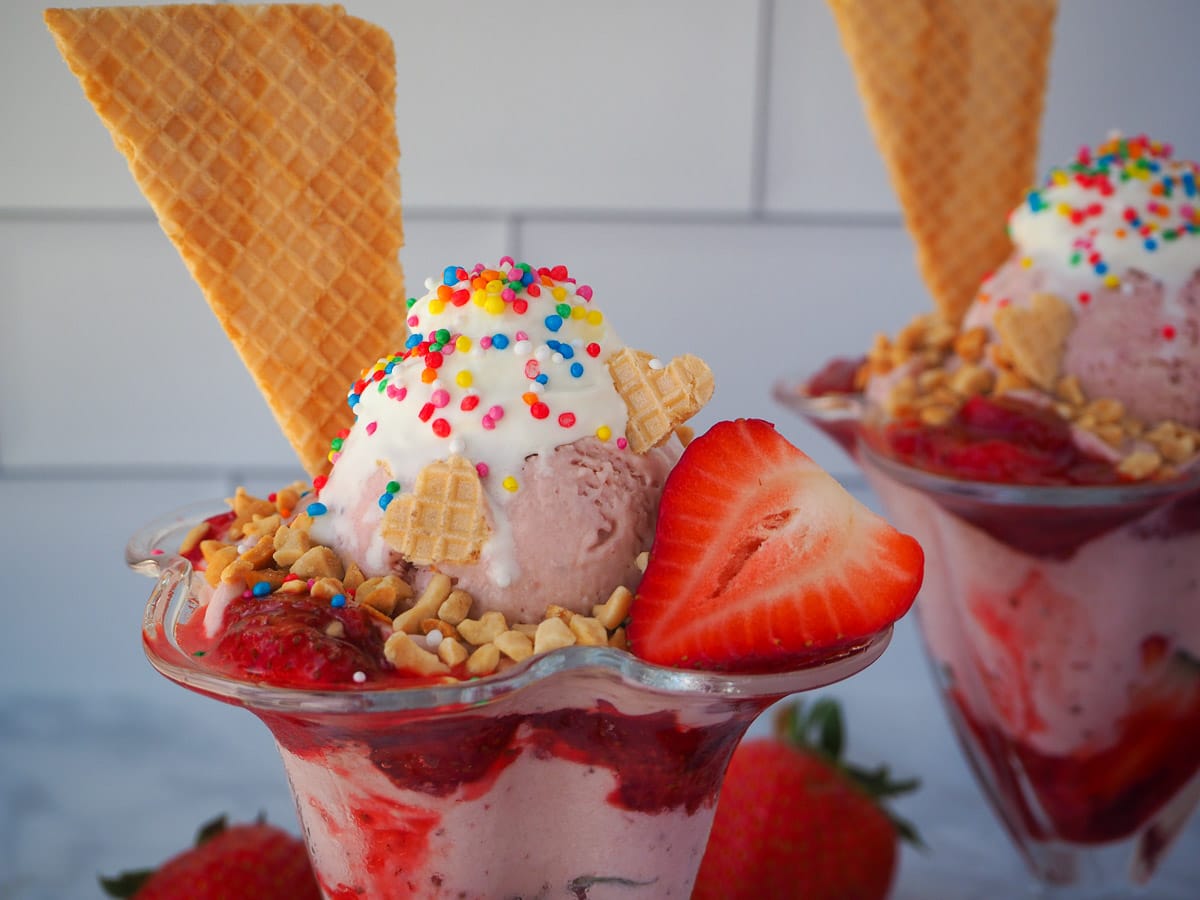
xmin=1163 ymin=325 xmax=1177 ymax=340
xmin=313 ymin=474 xmax=328 ymax=491
xmin=513 ymin=299 xmax=529 ymax=315
xmin=586 ymin=342 xmax=601 ymax=358
xmin=425 ymin=351 xmax=444 ymax=369
xmin=530 ymin=402 xmax=550 ymax=420
xmin=418 ymin=402 xmax=435 ymax=422
xmin=1078 ymin=292 xmax=1091 ymax=305
xmin=461 ymin=395 xmax=480 ymax=411
xmin=432 ymin=418 xmax=451 ymax=438
xmin=451 ymin=289 xmax=471 ymax=306
xmin=558 ymin=412 xmax=576 ymax=428
xmin=526 ymin=284 xmax=541 ymax=298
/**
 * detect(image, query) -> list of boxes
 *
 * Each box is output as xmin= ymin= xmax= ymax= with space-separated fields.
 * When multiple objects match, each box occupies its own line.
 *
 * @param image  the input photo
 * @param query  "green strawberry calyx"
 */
xmin=774 ymin=698 xmax=925 ymax=848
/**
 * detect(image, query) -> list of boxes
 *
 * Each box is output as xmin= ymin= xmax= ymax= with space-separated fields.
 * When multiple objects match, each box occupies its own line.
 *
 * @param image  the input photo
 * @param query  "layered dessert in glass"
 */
xmin=779 ymin=134 xmax=1200 ymax=888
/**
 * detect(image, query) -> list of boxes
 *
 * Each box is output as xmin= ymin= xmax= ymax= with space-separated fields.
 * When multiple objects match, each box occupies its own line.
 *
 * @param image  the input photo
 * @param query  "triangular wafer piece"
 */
xmin=607 ymin=348 xmax=714 ymax=454
xmin=381 ymin=456 xmax=491 ymax=566
xmin=827 ymin=0 xmax=1058 ymax=326
xmin=45 ymin=5 xmax=407 ymax=475
xmin=994 ymin=292 xmax=1074 ymax=391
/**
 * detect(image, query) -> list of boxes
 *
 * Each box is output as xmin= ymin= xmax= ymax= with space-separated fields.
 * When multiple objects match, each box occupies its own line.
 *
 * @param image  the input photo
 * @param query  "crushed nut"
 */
xmin=324 ymin=620 xmax=346 ymax=638
xmin=953 ymin=326 xmax=988 ymax=363
xmin=272 ymin=524 xmax=314 ymax=568
xmin=290 ymin=545 xmax=344 ymax=581
xmin=457 ymin=610 xmax=508 ymax=646
xmin=243 ymin=568 xmax=288 ymax=591
xmin=309 ymin=577 xmax=344 ymax=601
xmin=393 ymin=574 xmax=453 ymax=634
xmin=179 ymin=521 xmax=210 ymax=556
xmin=421 ymin=619 xmax=458 ymax=640
xmin=593 ymin=585 xmax=633 ymax=630
xmin=1118 ymin=449 xmax=1162 ymax=479
xmin=200 ymin=541 xmax=238 ymax=588
xmin=534 ymin=618 xmax=576 ymax=654
xmin=568 ymin=615 xmax=608 ymax=647
xmin=437 ymin=637 xmax=469 ymax=667
xmin=238 ymin=534 xmax=276 ymax=569
xmin=919 ymin=404 xmax=955 ymax=427
xmin=242 ymin=513 xmax=282 ymax=540
xmin=384 ymin=632 xmax=450 ymax=676
xmin=949 ymin=364 xmax=994 ymax=397
xmin=544 ymin=604 xmax=574 ymax=624
xmin=635 ymin=552 xmax=649 ymax=573
xmin=494 ymin=630 xmax=534 ymax=662
xmin=608 ymin=627 xmax=628 ymax=651
xmin=437 ymin=589 xmax=473 ymax=625
xmin=466 ymin=642 xmax=501 ymax=676
xmin=1055 ymin=375 xmax=1086 ymax=407
xmin=342 ymin=562 xmax=365 ymax=594
xmin=356 ymin=575 xmax=412 ymax=617
xmin=275 ymin=485 xmax=302 ymax=517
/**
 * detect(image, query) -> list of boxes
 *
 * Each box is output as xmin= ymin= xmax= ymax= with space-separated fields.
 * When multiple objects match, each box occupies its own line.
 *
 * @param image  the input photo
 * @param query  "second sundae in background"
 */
xmin=786 ymin=0 xmax=1200 ymax=889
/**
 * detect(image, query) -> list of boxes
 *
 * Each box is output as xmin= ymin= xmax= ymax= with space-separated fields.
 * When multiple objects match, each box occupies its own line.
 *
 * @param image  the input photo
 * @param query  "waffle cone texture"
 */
xmin=45 ymin=4 xmax=407 ymax=475
xmin=827 ymin=0 xmax=1058 ymax=326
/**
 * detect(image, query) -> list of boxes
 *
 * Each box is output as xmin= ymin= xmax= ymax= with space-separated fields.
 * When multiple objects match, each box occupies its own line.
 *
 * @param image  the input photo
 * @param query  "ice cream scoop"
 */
xmin=963 ymin=134 xmax=1200 ymax=427
xmin=308 ymin=261 xmax=706 ymax=621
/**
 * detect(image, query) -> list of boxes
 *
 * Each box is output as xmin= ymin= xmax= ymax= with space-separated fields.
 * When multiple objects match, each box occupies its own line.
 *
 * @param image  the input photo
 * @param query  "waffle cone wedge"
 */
xmin=45 ymin=4 xmax=407 ymax=475
xmin=827 ymin=0 xmax=1058 ymax=326
xmin=381 ymin=456 xmax=492 ymax=566
xmin=606 ymin=348 xmax=714 ymax=454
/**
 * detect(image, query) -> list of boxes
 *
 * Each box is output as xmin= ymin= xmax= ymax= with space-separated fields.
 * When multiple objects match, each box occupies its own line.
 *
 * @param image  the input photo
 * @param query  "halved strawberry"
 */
xmin=628 ymin=419 xmax=923 ymax=672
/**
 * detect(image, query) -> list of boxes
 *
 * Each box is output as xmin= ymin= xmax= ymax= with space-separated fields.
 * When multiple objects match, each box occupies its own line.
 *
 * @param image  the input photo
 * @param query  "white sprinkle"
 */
xmin=449 ymin=437 xmax=466 ymax=455
xmin=648 ymin=358 xmax=665 ymax=370
xmin=514 ymin=340 xmax=533 ymax=356
xmin=424 ymin=277 xmax=437 ymax=291
xmin=535 ymin=344 xmax=552 ymax=361
xmin=237 ymin=541 xmax=254 ymax=554
xmin=352 ymin=671 xmax=367 ymax=684
xmin=425 ymin=630 xmax=443 ymax=649
xmin=552 ymin=352 xmax=564 ymax=364
xmin=531 ymin=381 xmax=546 ymax=395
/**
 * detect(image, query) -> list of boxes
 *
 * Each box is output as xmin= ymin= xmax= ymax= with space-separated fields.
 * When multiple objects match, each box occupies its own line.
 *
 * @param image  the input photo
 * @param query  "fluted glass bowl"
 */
xmin=131 ymin=500 xmax=892 ymax=899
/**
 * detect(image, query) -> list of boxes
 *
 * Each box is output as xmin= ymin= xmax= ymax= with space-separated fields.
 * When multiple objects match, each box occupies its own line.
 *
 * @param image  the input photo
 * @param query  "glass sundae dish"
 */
xmin=778 ymin=134 xmax=1200 ymax=890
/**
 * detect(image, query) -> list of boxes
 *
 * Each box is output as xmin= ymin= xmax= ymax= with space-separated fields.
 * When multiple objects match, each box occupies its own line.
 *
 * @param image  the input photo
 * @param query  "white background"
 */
xmin=3 ymin=1 xmax=1200 ymax=897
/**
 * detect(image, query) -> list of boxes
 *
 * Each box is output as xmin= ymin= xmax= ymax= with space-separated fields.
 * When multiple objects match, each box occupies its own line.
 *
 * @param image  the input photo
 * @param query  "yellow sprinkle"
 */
xmin=1056 ymin=202 xmax=1072 ymax=217
xmin=502 ymin=476 xmax=519 ymax=493
xmin=1019 ymin=256 xmax=1033 ymax=269
xmin=586 ymin=310 xmax=604 ymax=326
xmin=455 ymin=335 xmax=472 ymax=352
xmin=456 ymin=370 xmax=473 ymax=388
xmin=428 ymin=299 xmax=446 ymax=315
xmin=570 ymin=304 xmax=587 ymax=319
xmin=472 ymin=289 xmax=487 ymax=307
xmin=1052 ymin=171 xmax=1069 ymax=186
xmin=551 ymin=286 xmax=568 ymax=301
xmin=486 ymin=279 xmax=504 ymax=293
xmin=1103 ymin=274 xmax=1120 ymax=289
xmin=485 ymin=297 xmax=505 ymax=315
xmin=596 ymin=425 xmax=612 ymax=442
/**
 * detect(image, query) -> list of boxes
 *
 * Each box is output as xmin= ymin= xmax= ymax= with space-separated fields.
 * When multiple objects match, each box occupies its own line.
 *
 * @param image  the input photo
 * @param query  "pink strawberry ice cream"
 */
xmin=963 ymin=133 xmax=1200 ymax=428
xmin=308 ymin=260 xmax=683 ymax=623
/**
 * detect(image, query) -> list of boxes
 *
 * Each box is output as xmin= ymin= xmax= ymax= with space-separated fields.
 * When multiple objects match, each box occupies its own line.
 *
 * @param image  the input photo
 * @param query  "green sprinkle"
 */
xmin=556 ymin=302 xmax=571 ymax=317
xmin=386 ymin=480 xmax=400 ymax=494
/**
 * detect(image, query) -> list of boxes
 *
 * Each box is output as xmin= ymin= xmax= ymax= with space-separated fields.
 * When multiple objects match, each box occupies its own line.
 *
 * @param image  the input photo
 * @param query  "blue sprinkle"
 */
xmin=570 ymin=362 xmax=584 ymax=378
xmin=330 ymin=594 xmax=347 ymax=608
xmin=1145 ymin=239 xmax=1158 ymax=252
xmin=385 ymin=361 xmax=397 ymax=373
xmin=492 ymin=333 xmax=510 ymax=349
xmin=307 ymin=502 xmax=328 ymax=517
xmin=546 ymin=339 xmax=561 ymax=351
xmin=544 ymin=314 xmax=563 ymax=332
xmin=378 ymin=492 xmax=394 ymax=510
xmin=535 ymin=373 xmax=548 ymax=385
xmin=1183 ymin=173 xmax=1196 ymax=197
xmin=347 ymin=393 xmax=361 ymax=408
xmin=252 ymin=581 xmax=271 ymax=597
xmin=1094 ymin=262 xmax=1108 ymax=276
xmin=443 ymin=265 xmax=459 ymax=286
xmin=521 ymin=269 xmax=535 ymax=286
xmin=1027 ymin=190 xmax=1044 ymax=212
xmin=405 ymin=333 xmax=422 ymax=349
xmin=558 ymin=344 xmax=575 ymax=359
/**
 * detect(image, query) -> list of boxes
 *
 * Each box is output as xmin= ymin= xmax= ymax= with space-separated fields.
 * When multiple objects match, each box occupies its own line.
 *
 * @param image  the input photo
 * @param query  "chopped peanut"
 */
xmin=384 ymin=632 xmax=450 ymax=676
xmin=290 ymin=545 xmax=344 ymax=580
xmin=436 ymin=589 xmax=473 ymax=625
xmin=179 ymin=521 xmax=210 ymax=556
xmin=568 ymin=615 xmax=608 ymax=647
xmin=466 ymin=643 xmax=501 ymax=677
xmin=534 ymin=617 xmax=576 ymax=655
xmin=494 ymin=630 xmax=534 ymax=662
xmin=393 ymin=574 xmax=453 ymax=634
xmin=437 ymin=637 xmax=469 ymax=667
xmin=593 ymin=585 xmax=633 ymax=630
xmin=457 ymin=611 xmax=508 ymax=646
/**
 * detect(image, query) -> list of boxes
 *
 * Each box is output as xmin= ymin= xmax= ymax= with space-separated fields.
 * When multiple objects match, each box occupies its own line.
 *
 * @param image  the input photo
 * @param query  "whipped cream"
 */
xmin=309 ymin=260 xmax=631 ymax=584
xmin=1008 ymin=133 xmax=1200 ymax=292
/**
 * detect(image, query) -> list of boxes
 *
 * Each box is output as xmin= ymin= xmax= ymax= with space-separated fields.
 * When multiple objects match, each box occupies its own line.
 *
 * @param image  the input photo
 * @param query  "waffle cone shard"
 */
xmin=381 ymin=456 xmax=491 ymax=566
xmin=45 ymin=4 xmax=407 ymax=475
xmin=827 ymin=0 xmax=1058 ymax=326
xmin=607 ymin=348 xmax=714 ymax=454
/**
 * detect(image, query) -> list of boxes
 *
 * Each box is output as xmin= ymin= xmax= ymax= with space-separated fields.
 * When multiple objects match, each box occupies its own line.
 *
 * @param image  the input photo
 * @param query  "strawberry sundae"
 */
xmin=780 ymin=135 xmax=1200 ymax=887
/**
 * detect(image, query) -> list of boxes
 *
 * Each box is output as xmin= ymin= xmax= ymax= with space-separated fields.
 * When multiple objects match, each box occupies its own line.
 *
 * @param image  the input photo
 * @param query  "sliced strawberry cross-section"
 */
xmin=628 ymin=419 xmax=923 ymax=673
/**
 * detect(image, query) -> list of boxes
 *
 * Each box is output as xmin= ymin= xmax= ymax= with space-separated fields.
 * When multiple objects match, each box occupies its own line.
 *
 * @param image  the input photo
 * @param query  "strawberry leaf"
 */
xmin=99 ymin=869 xmax=154 ymax=898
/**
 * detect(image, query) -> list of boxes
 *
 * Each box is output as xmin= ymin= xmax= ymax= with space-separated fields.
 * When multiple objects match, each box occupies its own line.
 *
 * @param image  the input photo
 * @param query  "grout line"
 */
xmin=0 ymin=464 xmax=303 ymax=483
xmin=505 ymin=213 xmax=523 ymax=259
xmin=748 ymin=0 xmax=776 ymax=216
xmin=0 ymin=205 xmax=904 ymax=230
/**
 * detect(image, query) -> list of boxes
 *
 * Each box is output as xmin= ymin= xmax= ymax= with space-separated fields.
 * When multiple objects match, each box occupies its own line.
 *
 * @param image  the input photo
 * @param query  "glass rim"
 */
xmin=131 ymin=500 xmax=893 ymax=716
xmin=775 ymin=377 xmax=1200 ymax=510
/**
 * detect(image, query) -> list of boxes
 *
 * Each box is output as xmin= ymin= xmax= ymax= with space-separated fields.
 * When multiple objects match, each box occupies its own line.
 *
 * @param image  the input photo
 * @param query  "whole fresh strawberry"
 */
xmin=100 ymin=815 xmax=321 ymax=900
xmin=629 ymin=418 xmax=923 ymax=672
xmin=693 ymin=699 xmax=920 ymax=900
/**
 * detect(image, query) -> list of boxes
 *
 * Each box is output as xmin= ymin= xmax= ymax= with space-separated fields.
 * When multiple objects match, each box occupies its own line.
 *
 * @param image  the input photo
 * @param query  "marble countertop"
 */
xmin=3 ymin=478 xmax=1199 ymax=899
